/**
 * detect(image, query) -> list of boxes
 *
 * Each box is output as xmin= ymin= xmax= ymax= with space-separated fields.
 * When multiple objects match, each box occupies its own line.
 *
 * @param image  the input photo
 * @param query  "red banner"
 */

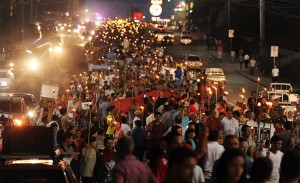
xmin=111 ymin=90 xmax=181 ymax=113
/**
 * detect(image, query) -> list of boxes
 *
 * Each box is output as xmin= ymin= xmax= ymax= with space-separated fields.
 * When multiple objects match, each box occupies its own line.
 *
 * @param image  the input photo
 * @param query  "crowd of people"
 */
xmin=31 ymin=20 xmax=300 ymax=183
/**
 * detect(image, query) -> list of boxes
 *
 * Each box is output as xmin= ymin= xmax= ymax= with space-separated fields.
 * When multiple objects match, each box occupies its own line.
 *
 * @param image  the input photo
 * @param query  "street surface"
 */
xmin=11 ymin=32 xmax=265 ymax=106
xmin=12 ymin=33 xmax=86 ymax=99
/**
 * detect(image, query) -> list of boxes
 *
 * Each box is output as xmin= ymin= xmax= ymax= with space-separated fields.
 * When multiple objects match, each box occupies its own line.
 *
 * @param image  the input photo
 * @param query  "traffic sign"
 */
xmin=270 ymin=46 xmax=279 ymax=57
xmin=228 ymin=29 xmax=234 ymax=38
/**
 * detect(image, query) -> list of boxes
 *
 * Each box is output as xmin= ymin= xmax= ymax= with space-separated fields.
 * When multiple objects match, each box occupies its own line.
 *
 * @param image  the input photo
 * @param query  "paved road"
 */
xmin=10 ymin=31 xmax=266 ymax=106
xmin=12 ymin=33 xmax=87 ymax=99
xmin=166 ymin=39 xmax=263 ymax=105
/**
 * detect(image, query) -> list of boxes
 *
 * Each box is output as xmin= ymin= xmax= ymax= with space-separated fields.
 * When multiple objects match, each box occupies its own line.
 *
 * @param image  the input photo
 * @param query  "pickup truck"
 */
xmin=259 ymin=90 xmax=299 ymax=115
xmin=204 ymin=68 xmax=226 ymax=86
xmin=268 ymin=83 xmax=293 ymax=92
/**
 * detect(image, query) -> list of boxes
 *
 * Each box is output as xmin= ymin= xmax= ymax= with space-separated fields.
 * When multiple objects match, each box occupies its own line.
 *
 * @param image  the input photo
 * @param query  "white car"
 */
xmin=180 ymin=36 xmax=192 ymax=45
xmin=204 ymin=68 xmax=226 ymax=85
xmin=184 ymin=54 xmax=202 ymax=69
xmin=0 ymin=69 xmax=14 ymax=90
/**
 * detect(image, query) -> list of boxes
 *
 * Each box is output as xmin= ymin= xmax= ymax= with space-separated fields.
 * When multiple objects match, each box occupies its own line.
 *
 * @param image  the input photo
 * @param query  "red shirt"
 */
xmin=153 ymin=155 xmax=168 ymax=183
xmin=189 ymin=105 xmax=199 ymax=114
xmin=147 ymin=121 xmax=166 ymax=141
xmin=74 ymin=137 xmax=85 ymax=152
xmin=274 ymin=127 xmax=285 ymax=136
xmin=206 ymin=117 xmax=222 ymax=131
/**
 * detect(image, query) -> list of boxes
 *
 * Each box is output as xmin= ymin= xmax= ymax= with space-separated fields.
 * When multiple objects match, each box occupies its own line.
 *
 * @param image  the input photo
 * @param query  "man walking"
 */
xmin=249 ymin=57 xmax=256 ymax=75
xmin=112 ymin=137 xmax=156 ymax=183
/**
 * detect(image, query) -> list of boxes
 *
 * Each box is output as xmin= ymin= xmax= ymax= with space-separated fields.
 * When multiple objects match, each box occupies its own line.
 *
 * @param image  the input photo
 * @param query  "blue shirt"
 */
xmin=174 ymin=68 xmax=182 ymax=80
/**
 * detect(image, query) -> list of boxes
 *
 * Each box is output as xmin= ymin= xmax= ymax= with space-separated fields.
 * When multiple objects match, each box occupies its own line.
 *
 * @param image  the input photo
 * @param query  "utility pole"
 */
xmin=228 ymin=0 xmax=230 ymax=29
xmin=228 ymin=0 xmax=231 ymax=53
xmin=259 ymin=0 xmax=265 ymax=73
xmin=30 ymin=0 xmax=33 ymax=22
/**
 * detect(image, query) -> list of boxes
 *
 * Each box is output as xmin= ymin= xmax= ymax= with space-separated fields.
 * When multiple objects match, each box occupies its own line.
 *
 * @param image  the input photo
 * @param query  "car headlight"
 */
xmin=15 ymin=119 xmax=22 ymax=126
xmin=67 ymin=29 xmax=72 ymax=33
xmin=28 ymin=111 xmax=34 ymax=118
xmin=9 ymin=63 xmax=14 ymax=67
xmin=54 ymin=47 xmax=62 ymax=53
xmin=28 ymin=59 xmax=38 ymax=70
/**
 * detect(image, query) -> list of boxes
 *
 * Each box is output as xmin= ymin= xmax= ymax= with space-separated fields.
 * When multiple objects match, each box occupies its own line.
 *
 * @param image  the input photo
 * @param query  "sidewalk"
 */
xmin=205 ymin=48 xmax=272 ymax=88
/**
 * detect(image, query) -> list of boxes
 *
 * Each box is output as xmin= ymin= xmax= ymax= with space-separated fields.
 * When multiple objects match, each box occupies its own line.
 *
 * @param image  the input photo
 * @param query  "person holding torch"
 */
xmin=106 ymin=105 xmax=116 ymax=138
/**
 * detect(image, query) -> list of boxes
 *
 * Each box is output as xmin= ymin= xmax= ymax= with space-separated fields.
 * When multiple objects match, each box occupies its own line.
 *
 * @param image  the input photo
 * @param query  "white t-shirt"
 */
xmin=146 ymin=114 xmax=155 ymax=126
xmin=204 ymin=141 xmax=225 ymax=179
xmin=105 ymin=89 xmax=114 ymax=97
xmin=221 ymin=117 xmax=239 ymax=136
xmin=193 ymin=165 xmax=205 ymax=183
xmin=250 ymin=59 xmax=256 ymax=67
xmin=244 ymin=54 xmax=250 ymax=61
xmin=261 ymin=149 xmax=283 ymax=183
xmin=272 ymin=68 xmax=279 ymax=77
xmin=121 ymin=123 xmax=131 ymax=135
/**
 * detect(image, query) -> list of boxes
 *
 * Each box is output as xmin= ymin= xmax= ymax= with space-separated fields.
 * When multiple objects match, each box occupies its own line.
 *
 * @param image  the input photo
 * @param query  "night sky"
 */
xmin=84 ymin=0 xmax=174 ymax=21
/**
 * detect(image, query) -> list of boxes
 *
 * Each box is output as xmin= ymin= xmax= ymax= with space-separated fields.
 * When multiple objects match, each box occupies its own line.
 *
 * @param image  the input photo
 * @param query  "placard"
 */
xmin=41 ymin=84 xmax=59 ymax=99
xmin=270 ymin=46 xmax=279 ymax=57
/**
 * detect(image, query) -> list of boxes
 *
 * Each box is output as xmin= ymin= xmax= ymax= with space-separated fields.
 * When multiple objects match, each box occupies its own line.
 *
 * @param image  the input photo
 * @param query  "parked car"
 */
xmin=0 ymin=69 xmax=14 ymax=90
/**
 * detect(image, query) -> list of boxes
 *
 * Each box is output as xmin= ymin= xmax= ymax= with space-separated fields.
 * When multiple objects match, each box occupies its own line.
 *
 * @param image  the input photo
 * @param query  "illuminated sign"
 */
xmin=150 ymin=4 xmax=162 ymax=16
xmin=151 ymin=0 xmax=163 ymax=4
